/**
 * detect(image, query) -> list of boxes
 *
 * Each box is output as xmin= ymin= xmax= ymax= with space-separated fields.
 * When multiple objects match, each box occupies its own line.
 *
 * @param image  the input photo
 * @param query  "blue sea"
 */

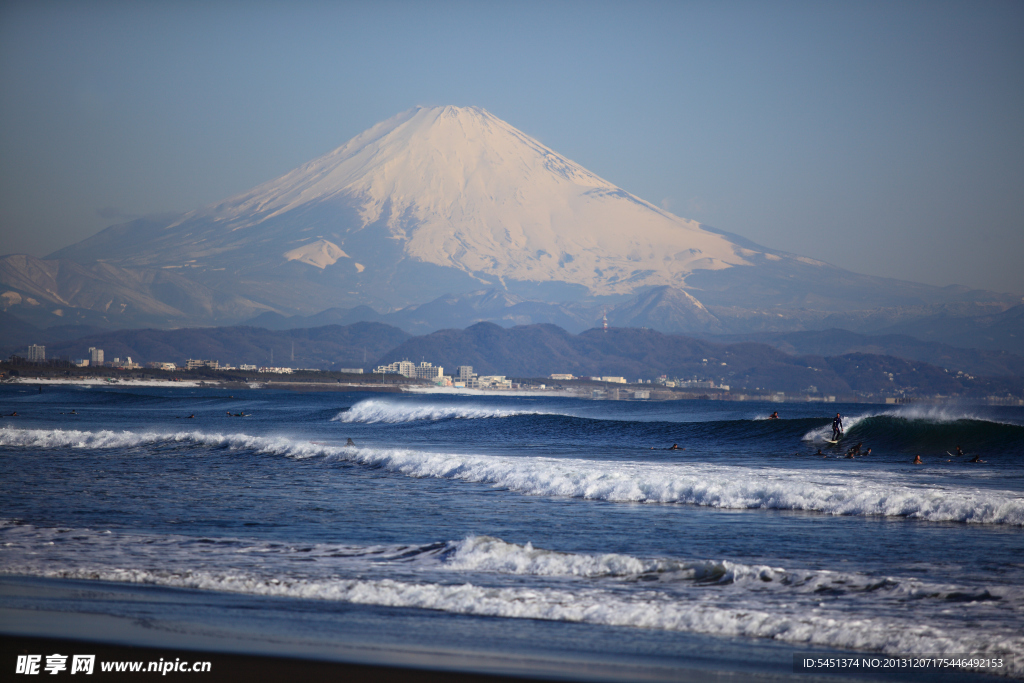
xmin=1 ymin=384 xmax=1022 ymax=680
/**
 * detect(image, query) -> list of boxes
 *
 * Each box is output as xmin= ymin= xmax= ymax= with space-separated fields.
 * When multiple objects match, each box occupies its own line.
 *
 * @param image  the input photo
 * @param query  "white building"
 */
xmin=186 ymin=359 xmax=219 ymax=370
xmin=146 ymin=362 xmax=177 ymax=371
xmin=456 ymin=366 xmax=476 ymax=381
xmin=89 ymin=347 xmax=104 ymax=365
xmin=27 ymin=345 xmax=45 ymax=361
xmin=471 ymin=375 xmax=512 ymax=389
xmin=375 ymin=360 xmax=416 ymax=377
xmin=549 ymin=373 xmax=574 ymax=380
xmin=375 ymin=360 xmax=443 ymax=381
xmin=601 ymin=376 xmax=627 ymax=384
xmin=413 ymin=362 xmax=444 ymax=381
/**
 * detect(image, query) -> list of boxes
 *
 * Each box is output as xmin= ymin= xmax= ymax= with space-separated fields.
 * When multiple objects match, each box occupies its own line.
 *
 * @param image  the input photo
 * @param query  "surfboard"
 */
xmin=825 ymin=438 xmax=840 ymax=444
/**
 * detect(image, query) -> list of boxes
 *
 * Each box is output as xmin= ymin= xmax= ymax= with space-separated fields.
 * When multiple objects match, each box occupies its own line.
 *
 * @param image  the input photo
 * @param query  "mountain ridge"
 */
xmin=9 ymin=105 xmax=1015 ymax=350
xmin=48 ymin=106 xmax=747 ymax=300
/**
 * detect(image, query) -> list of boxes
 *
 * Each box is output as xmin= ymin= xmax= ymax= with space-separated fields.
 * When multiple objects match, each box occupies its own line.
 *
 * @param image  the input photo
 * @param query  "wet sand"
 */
xmin=0 ymin=635 xmax=548 ymax=682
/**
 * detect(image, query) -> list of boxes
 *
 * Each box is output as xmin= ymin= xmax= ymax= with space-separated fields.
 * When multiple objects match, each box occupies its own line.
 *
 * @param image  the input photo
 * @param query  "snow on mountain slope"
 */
xmin=44 ymin=105 xmax=1018 ymax=333
xmin=0 ymin=254 xmax=273 ymax=327
xmin=282 ymin=239 xmax=351 ymax=269
xmin=54 ymin=106 xmax=749 ymax=296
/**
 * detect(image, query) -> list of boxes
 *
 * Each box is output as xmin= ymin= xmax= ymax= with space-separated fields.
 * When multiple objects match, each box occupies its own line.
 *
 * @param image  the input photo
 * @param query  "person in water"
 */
xmin=912 ymin=455 xmax=923 ymax=465
xmin=346 ymin=438 xmax=356 ymax=447
xmin=768 ymin=411 xmax=779 ymax=420
xmin=831 ymin=413 xmax=843 ymax=441
xmin=956 ymin=445 xmax=965 ymax=457
xmin=668 ymin=444 xmax=682 ymax=450
xmin=864 ymin=448 xmax=872 ymax=456
xmin=969 ymin=454 xmax=984 ymax=463
xmin=815 ymin=448 xmax=824 ymax=456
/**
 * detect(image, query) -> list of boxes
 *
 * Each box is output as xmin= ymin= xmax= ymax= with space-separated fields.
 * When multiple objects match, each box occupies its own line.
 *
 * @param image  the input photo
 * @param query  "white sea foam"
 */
xmin=4 ymin=564 xmax=1018 ymax=675
xmin=332 ymin=399 xmax=539 ymax=423
xmin=3 ymin=427 xmax=1023 ymax=525
xmin=3 ymin=522 xmax=991 ymax=599
xmin=802 ymin=413 xmax=870 ymax=443
xmin=446 ymin=536 xmax=824 ymax=587
xmin=0 ymin=426 xmax=264 ymax=451
xmin=444 ymin=537 xmax=1024 ymax=607
xmin=334 ymin=445 xmax=1024 ymax=525
xmin=2 ymin=524 xmax=1021 ymax=674
xmin=885 ymin=404 xmax=1018 ymax=425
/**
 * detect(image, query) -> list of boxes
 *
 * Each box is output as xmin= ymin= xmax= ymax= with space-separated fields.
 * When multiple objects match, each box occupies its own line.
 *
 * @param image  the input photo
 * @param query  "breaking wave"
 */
xmin=3 ymin=427 xmax=1022 ymax=525
xmin=2 ymin=524 xmax=1020 ymax=675
xmin=801 ymin=406 xmax=1024 ymax=455
xmin=333 ymin=399 xmax=540 ymax=423
xmin=17 ymin=567 xmax=1018 ymax=670
xmin=332 ymin=446 xmax=1024 ymax=525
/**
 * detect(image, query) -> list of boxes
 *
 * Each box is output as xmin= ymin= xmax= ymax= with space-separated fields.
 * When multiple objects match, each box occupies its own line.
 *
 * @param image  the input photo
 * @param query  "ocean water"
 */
xmin=1 ymin=384 xmax=1022 ymax=680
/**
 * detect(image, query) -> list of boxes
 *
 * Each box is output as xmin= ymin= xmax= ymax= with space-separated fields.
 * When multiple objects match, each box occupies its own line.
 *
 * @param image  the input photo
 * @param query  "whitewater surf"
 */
xmin=2 ymin=387 xmax=1021 ymax=679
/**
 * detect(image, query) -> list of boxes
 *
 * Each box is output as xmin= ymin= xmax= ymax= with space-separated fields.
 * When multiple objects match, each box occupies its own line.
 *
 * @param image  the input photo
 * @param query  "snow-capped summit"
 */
xmin=210 ymin=105 xmax=747 ymax=293
xmin=51 ymin=106 xmax=749 ymax=300
xmin=43 ymin=105 xmax=1016 ymax=329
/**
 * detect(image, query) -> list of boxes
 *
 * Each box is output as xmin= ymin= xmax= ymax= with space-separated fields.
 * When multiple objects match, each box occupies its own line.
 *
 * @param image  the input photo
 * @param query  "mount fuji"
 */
xmin=8 ymin=105 xmax=1017 ymax=342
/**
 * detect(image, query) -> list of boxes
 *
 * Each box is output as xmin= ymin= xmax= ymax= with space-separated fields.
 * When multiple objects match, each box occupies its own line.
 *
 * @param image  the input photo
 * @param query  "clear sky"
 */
xmin=1 ymin=0 xmax=1022 ymax=295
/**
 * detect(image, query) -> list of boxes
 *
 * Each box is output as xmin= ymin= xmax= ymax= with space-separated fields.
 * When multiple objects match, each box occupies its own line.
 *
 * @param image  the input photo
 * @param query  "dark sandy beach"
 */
xmin=1 ymin=635 xmax=555 ymax=683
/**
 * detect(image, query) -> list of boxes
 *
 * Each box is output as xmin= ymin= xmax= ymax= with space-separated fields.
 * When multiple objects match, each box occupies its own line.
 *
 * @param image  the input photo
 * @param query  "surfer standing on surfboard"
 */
xmin=832 ymin=413 xmax=843 ymax=441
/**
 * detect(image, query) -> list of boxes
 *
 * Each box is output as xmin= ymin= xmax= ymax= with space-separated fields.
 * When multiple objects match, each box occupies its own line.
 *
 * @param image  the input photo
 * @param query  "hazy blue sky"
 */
xmin=1 ymin=0 xmax=1022 ymax=294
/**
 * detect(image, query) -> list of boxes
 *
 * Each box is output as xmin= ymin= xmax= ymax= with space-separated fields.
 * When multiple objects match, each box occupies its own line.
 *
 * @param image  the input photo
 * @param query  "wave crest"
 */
xmin=332 ymin=399 xmax=537 ymax=423
xmin=4 ymin=427 xmax=1022 ymax=525
xmin=5 ymin=563 xmax=1018 ymax=675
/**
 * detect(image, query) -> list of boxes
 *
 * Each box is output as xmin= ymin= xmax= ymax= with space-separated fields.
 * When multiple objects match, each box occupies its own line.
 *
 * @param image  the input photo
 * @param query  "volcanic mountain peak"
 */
xmin=59 ymin=105 xmax=749 ymax=297
xmin=25 ymin=106 xmax=1020 ymax=342
xmin=210 ymin=105 xmax=617 ymax=224
xmin=205 ymin=105 xmax=750 ymax=293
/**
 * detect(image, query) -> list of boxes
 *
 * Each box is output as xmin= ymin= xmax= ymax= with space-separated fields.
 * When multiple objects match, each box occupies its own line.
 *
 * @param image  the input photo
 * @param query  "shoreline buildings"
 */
xmin=375 ymin=360 xmax=445 ymax=383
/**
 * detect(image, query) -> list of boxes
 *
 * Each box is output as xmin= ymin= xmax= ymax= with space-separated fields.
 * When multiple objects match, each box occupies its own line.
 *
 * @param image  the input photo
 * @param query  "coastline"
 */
xmin=1 ymin=377 xmax=571 ymax=397
xmin=1 ymin=576 xmax=1002 ymax=683
xmin=3 ymin=377 xmax=206 ymax=388
xmin=0 ymin=582 xmax=862 ymax=683
xmin=0 ymin=580 xmax=743 ymax=683
xmin=0 ymin=634 xmax=549 ymax=683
